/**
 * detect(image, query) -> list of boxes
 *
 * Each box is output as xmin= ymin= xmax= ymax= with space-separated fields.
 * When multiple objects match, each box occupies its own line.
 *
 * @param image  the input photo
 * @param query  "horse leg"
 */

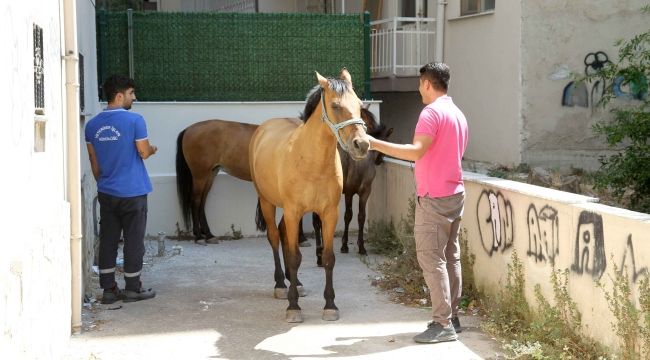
xmin=298 ymin=218 xmax=308 ymax=243
xmin=319 ymin=208 xmax=339 ymax=321
xmin=281 ymin=210 xmax=304 ymax=323
xmin=313 ymin=213 xmax=323 ymax=267
xmin=199 ymin=174 xmax=218 ymax=243
xmin=191 ymin=176 xmax=208 ymax=244
xmin=259 ymin=199 xmax=286 ymax=299
xmin=341 ymin=192 xmax=353 ymax=253
xmin=357 ymin=189 xmax=370 ymax=255
xmin=279 ymin=217 xmax=306 ymax=297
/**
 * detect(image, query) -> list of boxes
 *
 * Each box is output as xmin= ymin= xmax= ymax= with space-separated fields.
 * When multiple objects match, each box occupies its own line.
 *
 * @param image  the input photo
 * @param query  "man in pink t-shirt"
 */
xmin=367 ymin=62 xmax=468 ymax=344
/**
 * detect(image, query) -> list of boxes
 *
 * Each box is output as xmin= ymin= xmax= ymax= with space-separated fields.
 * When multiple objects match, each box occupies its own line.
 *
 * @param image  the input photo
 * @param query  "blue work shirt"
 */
xmin=84 ymin=108 xmax=153 ymax=197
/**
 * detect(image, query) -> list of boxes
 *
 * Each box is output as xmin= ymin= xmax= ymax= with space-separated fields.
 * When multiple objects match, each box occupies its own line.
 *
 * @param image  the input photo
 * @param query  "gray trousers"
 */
xmin=414 ymin=192 xmax=464 ymax=325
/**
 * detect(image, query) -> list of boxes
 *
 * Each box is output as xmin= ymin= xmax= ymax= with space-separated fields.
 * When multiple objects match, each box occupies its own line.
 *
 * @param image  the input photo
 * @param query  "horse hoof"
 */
xmin=358 ymin=250 xmax=367 ymax=256
xmin=195 ymin=239 xmax=207 ymax=246
xmin=341 ymin=247 xmax=349 ymax=254
xmin=297 ymin=285 xmax=306 ymax=297
xmin=286 ymin=309 xmax=303 ymax=323
xmin=322 ymin=309 xmax=339 ymax=321
xmin=274 ymin=288 xmax=288 ymax=299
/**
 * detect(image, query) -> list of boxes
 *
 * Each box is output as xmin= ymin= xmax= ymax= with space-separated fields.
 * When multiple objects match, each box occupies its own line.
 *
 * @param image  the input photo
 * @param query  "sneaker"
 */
xmin=124 ymin=286 xmax=156 ymax=303
xmin=452 ymin=316 xmax=463 ymax=333
xmin=413 ymin=321 xmax=458 ymax=344
xmin=101 ymin=285 xmax=125 ymax=304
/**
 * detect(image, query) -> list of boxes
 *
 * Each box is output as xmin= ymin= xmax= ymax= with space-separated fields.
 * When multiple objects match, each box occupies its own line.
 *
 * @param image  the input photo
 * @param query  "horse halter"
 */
xmin=320 ymin=93 xmax=366 ymax=153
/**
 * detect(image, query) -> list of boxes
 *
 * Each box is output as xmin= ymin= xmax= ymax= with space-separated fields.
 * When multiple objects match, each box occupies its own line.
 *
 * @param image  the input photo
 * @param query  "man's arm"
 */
xmin=368 ymin=134 xmax=433 ymax=162
xmin=135 ymin=139 xmax=157 ymax=159
xmin=86 ymin=143 xmax=101 ymax=180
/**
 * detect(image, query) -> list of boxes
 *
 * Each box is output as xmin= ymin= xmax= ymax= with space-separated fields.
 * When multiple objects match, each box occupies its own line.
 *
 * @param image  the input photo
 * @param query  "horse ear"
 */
xmin=387 ymin=127 xmax=394 ymax=138
xmin=361 ymin=102 xmax=370 ymax=110
xmin=340 ymin=68 xmax=352 ymax=83
xmin=316 ymin=71 xmax=328 ymax=89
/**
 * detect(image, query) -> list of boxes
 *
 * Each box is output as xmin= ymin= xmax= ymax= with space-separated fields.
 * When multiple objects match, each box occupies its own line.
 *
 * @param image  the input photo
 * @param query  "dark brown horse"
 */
xmin=250 ymin=69 xmax=370 ymax=323
xmin=312 ymin=109 xmax=392 ymax=264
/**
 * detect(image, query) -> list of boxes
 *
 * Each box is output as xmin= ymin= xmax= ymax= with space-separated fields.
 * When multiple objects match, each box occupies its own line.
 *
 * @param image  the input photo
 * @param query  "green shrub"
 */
xmin=586 ymin=6 xmax=650 ymax=213
xmin=600 ymin=261 xmax=650 ymax=360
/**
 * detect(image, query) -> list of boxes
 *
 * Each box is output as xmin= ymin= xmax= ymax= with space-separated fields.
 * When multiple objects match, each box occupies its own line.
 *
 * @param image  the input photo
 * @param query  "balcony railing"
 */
xmin=370 ymin=17 xmax=436 ymax=77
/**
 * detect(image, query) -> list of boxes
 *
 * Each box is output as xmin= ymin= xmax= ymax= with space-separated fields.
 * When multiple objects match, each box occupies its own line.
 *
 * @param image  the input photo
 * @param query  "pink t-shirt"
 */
xmin=414 ymin=95 xmax=468 ymax=198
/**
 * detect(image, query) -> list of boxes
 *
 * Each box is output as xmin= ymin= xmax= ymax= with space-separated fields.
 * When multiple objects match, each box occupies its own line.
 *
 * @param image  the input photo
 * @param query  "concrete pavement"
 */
xmin=67 ymin=237 xmax=500 ymax=359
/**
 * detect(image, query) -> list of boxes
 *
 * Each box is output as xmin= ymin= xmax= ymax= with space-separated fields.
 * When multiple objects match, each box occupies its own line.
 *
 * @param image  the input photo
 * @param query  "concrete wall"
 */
xmin=0 ymin=1 xmax=79 ymax=358
xmin=519 ymin=0 xmax=649 ymax=170
xmin=89 ymin=101 xmax=381 ymax=238
xmin=369 ymin=160 xmax=650 ymax=351
xmin=443 ymin=1 xmax=522 ymax=166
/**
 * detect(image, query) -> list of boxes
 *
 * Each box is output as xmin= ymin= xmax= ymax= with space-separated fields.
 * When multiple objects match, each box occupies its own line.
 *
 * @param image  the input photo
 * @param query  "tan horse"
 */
xmin=250 ymin=69 xmax=370 ymax=323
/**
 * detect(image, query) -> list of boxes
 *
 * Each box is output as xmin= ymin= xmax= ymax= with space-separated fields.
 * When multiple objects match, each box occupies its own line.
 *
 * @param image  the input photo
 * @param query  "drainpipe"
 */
xmin=435 ymin=0 xmax=446 ymax=62
xmin=63 ymin=0 xmax=82 ymax=334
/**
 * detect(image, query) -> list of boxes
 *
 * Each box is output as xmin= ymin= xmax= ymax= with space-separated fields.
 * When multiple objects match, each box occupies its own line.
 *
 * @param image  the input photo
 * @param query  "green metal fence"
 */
xmin=97 ymin=11 xmax=370 ymax=101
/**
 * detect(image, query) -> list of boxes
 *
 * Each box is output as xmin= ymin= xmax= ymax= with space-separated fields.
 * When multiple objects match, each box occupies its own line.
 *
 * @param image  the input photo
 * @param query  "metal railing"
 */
xmin=370 ymin=17 xmax=436 ymax=77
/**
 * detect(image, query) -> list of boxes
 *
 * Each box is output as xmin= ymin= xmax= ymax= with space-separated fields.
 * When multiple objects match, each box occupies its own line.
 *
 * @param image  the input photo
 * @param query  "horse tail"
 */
xmin=175 ymin=129 xmax=193 ymax=230
xmin=255 ymin=198 xmax=267 ymax=232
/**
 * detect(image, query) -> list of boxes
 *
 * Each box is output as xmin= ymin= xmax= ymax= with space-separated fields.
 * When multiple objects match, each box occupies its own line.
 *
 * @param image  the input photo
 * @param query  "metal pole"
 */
xmin=127 ymin=8 xmax=134 ymax=78
xmin=363 ymin=11 xmax=371 ymax=100
xmin=392 ymin=17 xmax=397 ymax=76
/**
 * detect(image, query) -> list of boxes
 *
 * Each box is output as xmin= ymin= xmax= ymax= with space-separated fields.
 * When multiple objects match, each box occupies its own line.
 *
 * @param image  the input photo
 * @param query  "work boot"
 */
xmin=101 ymin=284 xmax=125 ymax=304
xmin=413 ymin=321 xmax=458 ymax=344
xmin=124 ymin=282 xmax=156 ymax=303
xmin=451 ymin=316 xmax=463 ymax=333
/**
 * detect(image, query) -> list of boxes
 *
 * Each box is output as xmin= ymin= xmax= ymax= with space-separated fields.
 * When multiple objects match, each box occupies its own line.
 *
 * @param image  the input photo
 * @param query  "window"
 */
xmin=79 ymin=53 xmax=85 ymax=113
xmin=402 ymin=0 xmax=427 ymax=18
xmin=33 ymin=23 xmax=46 ymax=152
xmin=461 ymin=0 xmax=495 ymax=16
xmin=33 ymin=24 xmax=44 ymax=114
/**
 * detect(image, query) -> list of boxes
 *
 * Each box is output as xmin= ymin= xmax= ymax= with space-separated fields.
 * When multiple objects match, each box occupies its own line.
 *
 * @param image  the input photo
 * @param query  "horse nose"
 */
xmin=353 ymin=138 xmax=369 ymax=153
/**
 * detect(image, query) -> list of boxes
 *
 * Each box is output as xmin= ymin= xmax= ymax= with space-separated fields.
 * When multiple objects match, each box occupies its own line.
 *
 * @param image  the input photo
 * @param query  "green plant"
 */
xmin=459 ymin=227 xmax=481 ymax=309
xmin=482 ymin=250 xmax=532 ymax=337
xmin=639 ymin=276 xmax=650 ymax=358
xmin=502 ymin=340 xmax=547 ymax=360
xmin=230 ymin=224 xmax=243 ymax=240
xmin=531 ymin=270 xmax=608 ymax=359
xmin=366 ymin=219 xmax=402 ymax=256
xmin=482 ymin=255 xmax=609 ymax=359
xmin=599 ymin=260 xmax=650 ymax=359
xmin=585 ymin=6 xmax=650 ymax=213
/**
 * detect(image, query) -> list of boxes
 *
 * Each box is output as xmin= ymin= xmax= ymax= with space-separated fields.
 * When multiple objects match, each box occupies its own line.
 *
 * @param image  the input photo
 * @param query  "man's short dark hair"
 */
xmin=419 ymin=62 xmax=450 ymax=92
xmin=103 ymin=74 xmax=136 ymax=102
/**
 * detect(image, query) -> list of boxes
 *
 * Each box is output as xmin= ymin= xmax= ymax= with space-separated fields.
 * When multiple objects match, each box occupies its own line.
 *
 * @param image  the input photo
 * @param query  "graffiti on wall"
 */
xmin=620 ymin=235 xmax=649 ymax=283
xmin=476 ymin=190 xmax=514 ymax=256
xmin=561 ymin=50 xmax=647 ymax=109
xmin=571 ymin=211 xmax=607 ymax=280
xmin=526 ymin=204 xmax=559 ymax=265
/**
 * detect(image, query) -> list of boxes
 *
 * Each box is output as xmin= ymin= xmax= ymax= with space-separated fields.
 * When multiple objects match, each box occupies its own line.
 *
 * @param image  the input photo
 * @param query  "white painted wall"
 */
xmin=87 ymin=101 xmax=381 ymax=239
xmin=77 ymin=0 xmax=102 ymax=299
xmin=0 ymin=1 xmax=81 ymax=358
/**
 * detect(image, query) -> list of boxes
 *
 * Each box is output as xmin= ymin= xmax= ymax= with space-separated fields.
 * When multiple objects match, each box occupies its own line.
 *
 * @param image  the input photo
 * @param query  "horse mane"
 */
xmin=299 ymin=78 xmax=352 ymax=123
